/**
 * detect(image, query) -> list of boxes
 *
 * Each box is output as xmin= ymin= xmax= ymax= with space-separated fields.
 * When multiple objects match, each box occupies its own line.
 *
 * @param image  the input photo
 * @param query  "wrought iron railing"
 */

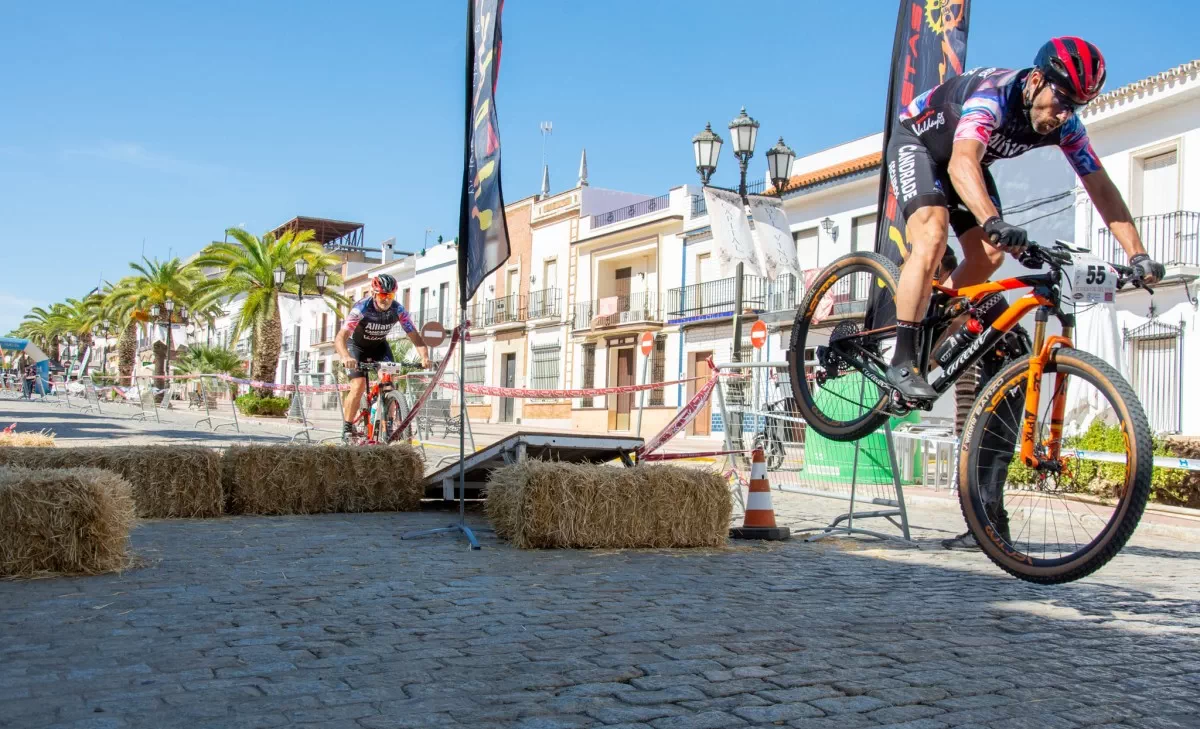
xmin=571 ymin=291 xmax=662 ymax=330
xmin=591 ymin=194 xmax=671 ymax=229
xmin=1124 ymin=318 xmax=1184 ymax=434
xmin=666 ymin=276 xmax=769 ymax=320
xmin=484 ymin=294 xmax=526 ymax=326
xmin=527 ymin=288 xmax=562 ymax=320
xmin=1096 ymin=211 xmax=1200 ymax=267
xmin=767 ymin=273 xmax=804 ymax=312
xmin=689 ymin=180 xmax=766 ymax=218
xmin=309 ymin=326 xmax=335 ymax=345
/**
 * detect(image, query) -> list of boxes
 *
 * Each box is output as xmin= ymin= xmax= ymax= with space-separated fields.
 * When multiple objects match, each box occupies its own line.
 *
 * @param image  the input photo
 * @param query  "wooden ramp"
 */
xmin=423 ymin=432 xmax=643 ymax=500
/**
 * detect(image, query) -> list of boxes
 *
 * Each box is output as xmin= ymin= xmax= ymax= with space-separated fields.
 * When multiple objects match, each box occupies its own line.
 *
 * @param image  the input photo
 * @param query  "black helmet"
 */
xmin=371 ymin=273 xmax=398 ymax=294
xmin=1034 ymin=37 xmax=1106 ymax=106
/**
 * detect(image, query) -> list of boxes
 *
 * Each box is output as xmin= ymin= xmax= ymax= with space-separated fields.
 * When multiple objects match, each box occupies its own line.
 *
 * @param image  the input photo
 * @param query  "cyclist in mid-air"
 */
xmin=334 ymin=273 xmax=429 ymax=443
xmin=884 ymin=37 xmax=1165 ymax=402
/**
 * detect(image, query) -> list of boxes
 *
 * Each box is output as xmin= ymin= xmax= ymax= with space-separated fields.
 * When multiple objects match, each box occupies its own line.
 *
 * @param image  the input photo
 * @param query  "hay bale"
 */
xmin=0 ymin=430 xmax=55 ymax=447
xmin=0 ymin=466 xmax=136 ymax=577
xmin=0 ymin=447 xmax=223 ymax=518
xmin=223 ymin=444 xmax=424 ymax=515
xmin=486 ymin=461 xmax=732 ymax=549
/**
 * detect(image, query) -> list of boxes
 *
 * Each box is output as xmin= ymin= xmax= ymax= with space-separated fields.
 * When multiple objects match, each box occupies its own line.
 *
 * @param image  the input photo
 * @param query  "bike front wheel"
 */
xmin=787 ymin=252 xmax=901 ymax=442
xmin=958 ymin=347 xmax=1153 ymax=584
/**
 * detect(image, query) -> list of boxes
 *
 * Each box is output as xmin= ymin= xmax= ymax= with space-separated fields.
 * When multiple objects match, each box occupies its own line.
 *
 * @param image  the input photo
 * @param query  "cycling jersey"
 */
xmin=342 ymin=296 xmax=416 ymax=347
xmin=886 ymin=66 xmax=1102 ymax=232
xmin=900 ymin=67 xmax=1102 ymax=176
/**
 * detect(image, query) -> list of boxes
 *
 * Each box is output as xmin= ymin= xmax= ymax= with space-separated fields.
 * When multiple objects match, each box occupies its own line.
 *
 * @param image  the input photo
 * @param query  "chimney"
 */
xmin=381 ymin=237 xmax=395 ymax=264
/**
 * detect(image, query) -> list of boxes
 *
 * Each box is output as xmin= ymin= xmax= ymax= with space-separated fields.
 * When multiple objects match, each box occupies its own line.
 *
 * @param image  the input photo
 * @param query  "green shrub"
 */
xmin=235 ymin=394 xmax=291 ymax=417
xmin=998 ymin=420 xmax=1187 ymax=504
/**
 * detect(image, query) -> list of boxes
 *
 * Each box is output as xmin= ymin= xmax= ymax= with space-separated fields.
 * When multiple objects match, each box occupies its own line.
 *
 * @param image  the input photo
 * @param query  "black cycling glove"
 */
xmin=1130 ymin=253 xmax=1165 ymax=284
xmin=983 ymin=216 xmax=1029 ymax=253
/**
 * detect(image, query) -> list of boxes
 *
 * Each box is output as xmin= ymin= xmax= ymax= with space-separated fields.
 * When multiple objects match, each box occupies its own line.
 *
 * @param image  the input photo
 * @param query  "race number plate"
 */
xmin=1066 ymin=252 xmax=1118 ymax=304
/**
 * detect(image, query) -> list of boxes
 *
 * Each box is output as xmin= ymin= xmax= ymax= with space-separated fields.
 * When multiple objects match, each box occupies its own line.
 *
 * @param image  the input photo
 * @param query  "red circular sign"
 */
xmin=750 ymin=320 xmax=768 ymax=349
xmin=639 ymin=331 xmax=654 ymax=356
xmin=421 ymin=321 xmax=446 ymax=347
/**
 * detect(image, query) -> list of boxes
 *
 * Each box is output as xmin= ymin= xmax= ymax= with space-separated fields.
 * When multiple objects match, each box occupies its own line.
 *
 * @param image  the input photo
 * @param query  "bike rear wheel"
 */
xmin=958 ymin=348 xmax=1152 ymax=584
xmin=787 ymin=252 xmax=901 ymax=442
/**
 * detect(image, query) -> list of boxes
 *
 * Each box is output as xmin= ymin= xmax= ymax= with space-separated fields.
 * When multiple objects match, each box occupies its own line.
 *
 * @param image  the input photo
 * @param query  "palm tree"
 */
xmin=18 ymin=305 xmax=69 ymax=361
xmin=104 ymin=258 xmax=205 ymax=393
xmin=174 ymin=344 xmax=247 ymax=397
xmin=191 ymin=227 xmax=348 ymax=396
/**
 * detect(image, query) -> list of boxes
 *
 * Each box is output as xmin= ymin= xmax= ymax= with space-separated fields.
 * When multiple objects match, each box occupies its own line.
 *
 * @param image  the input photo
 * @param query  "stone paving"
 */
xmin=4 ymin=397 xmax=1200 ymax=728
xmin=3 ymin=506 xmax=1200 ymax=729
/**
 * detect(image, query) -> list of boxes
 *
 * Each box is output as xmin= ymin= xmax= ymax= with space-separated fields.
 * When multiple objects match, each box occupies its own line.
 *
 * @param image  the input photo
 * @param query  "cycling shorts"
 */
xmin=886 ymin=124 xmax=1004 ymax=239
xmin=345 ymin=341 xmax=393 ymax=380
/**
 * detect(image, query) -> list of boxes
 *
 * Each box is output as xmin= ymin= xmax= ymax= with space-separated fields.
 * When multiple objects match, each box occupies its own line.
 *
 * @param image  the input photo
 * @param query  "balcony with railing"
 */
xmin=527 ymin=288 xmax=562 ymax=320
xmin=688 ymin=180 xmax=767 ymax=218
xmin=666 ymin=276 xmax=769 ymax=323
xmin=309 ymin=326 xmax=335 ymax=345
xmin=483 ymin=294 xmax=527 ymax=327
xmin=590 ymin=193 xmax=671 ymax=230
xmin=282 ymin=334 xmax=296 ymax=352
xmin=1096 ymin=211 xmax=1200 ymax=268
xmin=572 ymin=291 xmax=663 ymax=331
xmin=766 ymin=273 xmax=804 ymax=313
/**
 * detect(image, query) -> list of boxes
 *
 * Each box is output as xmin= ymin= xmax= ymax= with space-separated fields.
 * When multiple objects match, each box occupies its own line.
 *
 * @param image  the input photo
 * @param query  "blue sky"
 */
xmin=2 ymin=0 xmax=1196 ymax=334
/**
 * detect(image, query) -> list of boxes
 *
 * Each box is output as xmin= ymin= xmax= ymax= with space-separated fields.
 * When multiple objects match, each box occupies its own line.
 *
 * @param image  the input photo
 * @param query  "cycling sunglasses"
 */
xmin=374 ymin=291 xmax=396 ymax=301
xmin=1048 ymin=83 xmax=1086 ymax=113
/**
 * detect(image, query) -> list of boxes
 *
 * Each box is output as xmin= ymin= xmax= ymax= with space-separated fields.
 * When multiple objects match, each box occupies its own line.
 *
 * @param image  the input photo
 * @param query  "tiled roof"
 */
xmin=1082 ymin=60 xmax=1200 ymax=117
xmin=766 ymin=151 xmax=882 ymax=195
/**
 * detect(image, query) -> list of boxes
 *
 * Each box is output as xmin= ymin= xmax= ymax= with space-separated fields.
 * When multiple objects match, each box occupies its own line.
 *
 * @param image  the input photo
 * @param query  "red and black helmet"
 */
xmin=371 ymin=273 xmax=398 ymax=295
xmin=1034 ymin=37 xmax=1107 ymax=106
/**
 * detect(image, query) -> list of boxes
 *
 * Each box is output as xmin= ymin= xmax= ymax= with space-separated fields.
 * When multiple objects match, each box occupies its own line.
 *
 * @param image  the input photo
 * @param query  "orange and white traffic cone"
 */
xmin=730 ymin=448 xmax=790 ymax=540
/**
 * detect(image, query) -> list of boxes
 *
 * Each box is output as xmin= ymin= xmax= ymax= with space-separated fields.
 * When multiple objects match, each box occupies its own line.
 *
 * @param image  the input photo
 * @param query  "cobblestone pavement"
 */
xmin=3 ymin=505 xmax=1200 ymax=729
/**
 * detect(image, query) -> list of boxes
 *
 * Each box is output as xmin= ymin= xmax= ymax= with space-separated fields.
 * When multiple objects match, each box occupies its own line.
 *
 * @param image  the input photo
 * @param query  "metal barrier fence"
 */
xmin=714 ymin=360 xmax=912 ymax=541
xmin=193 ymin=375 xmax=241 ymax=433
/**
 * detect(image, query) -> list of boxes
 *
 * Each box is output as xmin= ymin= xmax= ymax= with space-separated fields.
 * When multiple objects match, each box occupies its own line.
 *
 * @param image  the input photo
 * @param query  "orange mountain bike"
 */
xmin=786 ymin=240 xmax=1154 ymax=584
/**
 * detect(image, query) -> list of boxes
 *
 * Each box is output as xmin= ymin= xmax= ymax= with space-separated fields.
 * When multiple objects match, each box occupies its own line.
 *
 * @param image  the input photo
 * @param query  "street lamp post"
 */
xmin=691 ymin=108 xmax=794 ymax=365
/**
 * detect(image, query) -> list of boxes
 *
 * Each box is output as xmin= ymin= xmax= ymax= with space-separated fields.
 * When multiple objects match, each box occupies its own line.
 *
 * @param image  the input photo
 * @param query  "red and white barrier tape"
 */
xmin=637 ymin=357 xmax=720 ymax=458
xmin=386 ymin=325 xmax=463 ymax=443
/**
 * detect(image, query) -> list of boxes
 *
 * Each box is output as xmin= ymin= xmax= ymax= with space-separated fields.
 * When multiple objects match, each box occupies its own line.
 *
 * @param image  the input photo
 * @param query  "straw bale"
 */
xmin=224 ymin=444 xmax=424 ymax=515
xmin=0 ymin=446 xmax=223 ymax=518
xmin=0 ymin=430 xmax=55 ymax=447
xmin=0 ymin=466 xmax=136 ymax=577
xmin=486 ymin=461 xmax=731 ymax=549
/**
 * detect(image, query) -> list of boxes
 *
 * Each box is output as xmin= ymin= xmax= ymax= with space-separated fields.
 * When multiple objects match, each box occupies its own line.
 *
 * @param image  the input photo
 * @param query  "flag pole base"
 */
xmin=401 ymin=523 xmax=485 ymax=550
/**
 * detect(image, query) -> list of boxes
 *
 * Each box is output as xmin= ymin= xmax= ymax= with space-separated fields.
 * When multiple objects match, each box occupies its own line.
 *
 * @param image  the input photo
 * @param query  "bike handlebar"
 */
xmin=1019 ymin=241 xmax=1154 ymax=294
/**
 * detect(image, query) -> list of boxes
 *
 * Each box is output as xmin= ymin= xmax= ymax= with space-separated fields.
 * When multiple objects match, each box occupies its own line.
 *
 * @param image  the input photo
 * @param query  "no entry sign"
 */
xmin=639 ymin=331 xmax=654 ymax=356
xmin=750 ymin=320 xmax=767 ymax=349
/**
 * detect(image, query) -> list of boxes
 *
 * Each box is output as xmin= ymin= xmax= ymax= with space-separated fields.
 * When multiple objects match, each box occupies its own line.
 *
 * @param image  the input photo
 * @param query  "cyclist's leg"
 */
xmin=886 ymin=132 xmax=949 ymax=400
xmin=943 ymin=170 xmax=1006 ymax=289
xmin=342 ymin=343 xmax=370 ymax=428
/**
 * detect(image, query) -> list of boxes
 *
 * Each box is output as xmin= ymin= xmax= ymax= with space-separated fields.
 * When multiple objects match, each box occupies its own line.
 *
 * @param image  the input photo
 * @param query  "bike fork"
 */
xmin=1020 ymin=311 xmax=1073 ymax=468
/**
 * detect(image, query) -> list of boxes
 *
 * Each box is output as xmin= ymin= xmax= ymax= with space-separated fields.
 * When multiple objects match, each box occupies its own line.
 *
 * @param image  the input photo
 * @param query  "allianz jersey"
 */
xmin=899 ymin=67 xmax=1102 ymax=177
xmin=342 ymin=296 xmax=415 ymax=346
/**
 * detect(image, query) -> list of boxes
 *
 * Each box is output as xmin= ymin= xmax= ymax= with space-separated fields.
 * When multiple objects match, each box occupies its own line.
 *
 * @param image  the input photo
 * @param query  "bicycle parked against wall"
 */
xmin=786 ymin=240 xmax=1155 ymax=584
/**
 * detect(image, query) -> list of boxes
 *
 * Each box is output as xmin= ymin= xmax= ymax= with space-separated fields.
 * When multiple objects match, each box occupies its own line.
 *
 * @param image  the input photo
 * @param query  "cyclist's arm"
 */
xmin=333 ymin=328 xmax=353 ymax=363
xmin=1081 ymin=169 xmax=1147 ymax=259
xmin=948 ymin=139 xmax=1001 ymax=226
xmin=394 ymin=305 xmax=430 ymax=367
xmin=1062 ymin=117 xmax=1149 ymax=260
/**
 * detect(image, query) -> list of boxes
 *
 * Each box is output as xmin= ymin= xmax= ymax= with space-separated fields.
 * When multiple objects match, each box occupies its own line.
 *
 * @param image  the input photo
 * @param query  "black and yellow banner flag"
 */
xmin=458 ymin=0 xmax=511 ymax=308
xmin=869 ymin=0 xmax=971 ymax=327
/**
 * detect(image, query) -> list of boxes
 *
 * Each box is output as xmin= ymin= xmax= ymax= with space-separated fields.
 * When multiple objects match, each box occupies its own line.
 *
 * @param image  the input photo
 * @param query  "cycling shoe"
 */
xmin=885 ymin=364 xmax=938 ymax=401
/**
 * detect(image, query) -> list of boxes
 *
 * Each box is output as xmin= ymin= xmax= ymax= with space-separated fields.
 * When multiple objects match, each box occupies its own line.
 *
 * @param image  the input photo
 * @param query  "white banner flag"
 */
xmin=703 ymin=186 xmax=760 ymax=277
xmin=747 ymin=194 xmax=800 ymax=281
